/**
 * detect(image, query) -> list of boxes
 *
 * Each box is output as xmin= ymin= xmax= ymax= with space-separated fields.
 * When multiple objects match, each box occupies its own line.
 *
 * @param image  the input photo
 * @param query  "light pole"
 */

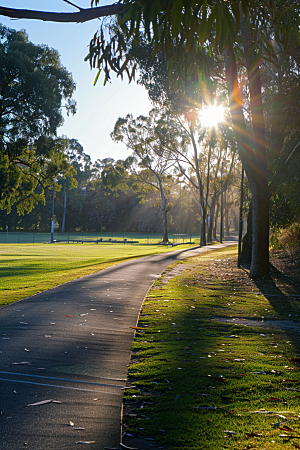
xmin=51 ymin=182 xmax=55 ymax=244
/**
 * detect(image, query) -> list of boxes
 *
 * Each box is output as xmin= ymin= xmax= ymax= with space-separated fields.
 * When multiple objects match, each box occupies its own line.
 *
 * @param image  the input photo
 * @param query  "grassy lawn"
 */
xmin=0 ymin=242 xmax=194 ymax=308
xmin=123 ymin=247 xmax=300 ymax=450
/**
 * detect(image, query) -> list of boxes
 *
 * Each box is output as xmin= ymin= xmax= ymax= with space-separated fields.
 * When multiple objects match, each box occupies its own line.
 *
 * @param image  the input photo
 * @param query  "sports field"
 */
xmin=0 ymin=242 xmax=195 ymax=308
xmin=0 ymin=231 xmax=196 ymax=244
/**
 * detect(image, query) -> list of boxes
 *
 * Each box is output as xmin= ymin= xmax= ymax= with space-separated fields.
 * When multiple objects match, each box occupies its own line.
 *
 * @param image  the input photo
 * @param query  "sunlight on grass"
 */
xmin=0 ymin=242 xmax=194 ymax=308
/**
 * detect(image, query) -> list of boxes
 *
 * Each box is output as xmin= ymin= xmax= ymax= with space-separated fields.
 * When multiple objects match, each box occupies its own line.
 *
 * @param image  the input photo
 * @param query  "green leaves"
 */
xmin=171 ymin=0 xmax=183 ymax=38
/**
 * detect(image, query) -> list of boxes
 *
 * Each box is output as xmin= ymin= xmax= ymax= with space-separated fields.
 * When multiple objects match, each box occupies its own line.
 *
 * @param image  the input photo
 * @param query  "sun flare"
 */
xmin=200 ymin=104 xmax=224 ymax=128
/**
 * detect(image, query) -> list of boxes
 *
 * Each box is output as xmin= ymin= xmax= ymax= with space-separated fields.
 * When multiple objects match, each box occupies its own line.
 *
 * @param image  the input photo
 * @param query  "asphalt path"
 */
xmin=0 ymin=241 xmax=236 ymax=450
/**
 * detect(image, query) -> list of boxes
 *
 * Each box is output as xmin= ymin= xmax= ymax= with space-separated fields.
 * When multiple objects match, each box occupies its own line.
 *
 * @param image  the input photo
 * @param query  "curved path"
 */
xmin=0 ymin=242 xmax=236 ymax=449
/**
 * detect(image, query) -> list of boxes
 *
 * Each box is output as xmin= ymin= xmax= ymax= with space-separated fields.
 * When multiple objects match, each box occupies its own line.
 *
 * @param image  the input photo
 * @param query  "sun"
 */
xmin=200 ymin=104 xmax=224 ymax=128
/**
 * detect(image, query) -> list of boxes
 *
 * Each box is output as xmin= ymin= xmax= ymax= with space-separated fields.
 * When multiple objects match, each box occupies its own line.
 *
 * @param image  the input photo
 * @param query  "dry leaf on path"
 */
xmin=119 ymin=444 xmax=138 ymax=450
xmin=27 ymin=399 xmax=61 ymax=407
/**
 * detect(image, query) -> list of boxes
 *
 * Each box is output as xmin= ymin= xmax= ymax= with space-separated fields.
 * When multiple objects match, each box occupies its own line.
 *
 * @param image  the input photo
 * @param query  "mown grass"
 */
xmin=0 ymin=242 xmax=194 ymax=308
xmin=123 ymin=247 xmax=300 ymax=450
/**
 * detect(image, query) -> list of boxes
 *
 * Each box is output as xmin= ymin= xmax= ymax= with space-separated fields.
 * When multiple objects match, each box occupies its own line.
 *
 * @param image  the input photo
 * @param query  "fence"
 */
xmin=0 ymin=232 xmax=198 ymax=245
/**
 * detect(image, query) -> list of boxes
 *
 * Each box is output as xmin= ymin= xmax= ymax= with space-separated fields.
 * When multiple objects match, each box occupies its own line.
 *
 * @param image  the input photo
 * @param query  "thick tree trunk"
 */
xmin=250 ymin=184 xmax=269 ymax=278
xmin=225 ymin=40 xmax=269 ymax=278
xmin=240 ymin=202 xmax=252 ymax=265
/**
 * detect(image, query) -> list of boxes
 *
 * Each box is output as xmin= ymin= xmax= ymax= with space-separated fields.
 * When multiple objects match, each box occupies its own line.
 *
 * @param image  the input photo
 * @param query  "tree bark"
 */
xmin=0 ymin=4 xmax=122 ymax=23
xmin=241 ymin=22 xmax=270 ymax=278
xmin=240 ymin=202 xmax=252 ymax=265
xmin=207 ymin=194 xmax=216 ymax=243
xmin=201 ymin=200 xmax=206 ymax=246
xmin=159 ymin=178 xmax=169 ymax=243
xmin=213 ymin=201 xmax=219 ymax=241
xmin=190 ymin=126 xmax=205 ymax=245
xmin=225 ymin=40 xmax=270 ymax=278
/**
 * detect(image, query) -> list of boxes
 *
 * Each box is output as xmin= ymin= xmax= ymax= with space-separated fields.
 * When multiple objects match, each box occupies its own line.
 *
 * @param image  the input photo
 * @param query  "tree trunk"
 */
xmin=200 ymin=201 xmax=206 ymax=246
xmin=207 ymin=195 xmax=216 ymax=243
xmin=190 ymin=126 xmax=205 ymax=245
xmin=250 ymin=184 xmax=270 ymax=278
xmin=240 ymin=202 xmax=252 ymax=265
xmin=225 ymin=40 xmax=269 ymax=278
xmin=159 ymin=178 xmax=168 ymax=243
xmin=224 ymin=190 xmax=230 ymax=236
xmin=213 ymin=201 xmax=219 ymax=241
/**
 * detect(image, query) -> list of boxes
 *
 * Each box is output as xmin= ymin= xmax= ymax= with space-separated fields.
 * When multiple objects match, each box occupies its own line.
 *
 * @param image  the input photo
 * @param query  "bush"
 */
xmin=270 ymin=223 xmax=300 ymax=257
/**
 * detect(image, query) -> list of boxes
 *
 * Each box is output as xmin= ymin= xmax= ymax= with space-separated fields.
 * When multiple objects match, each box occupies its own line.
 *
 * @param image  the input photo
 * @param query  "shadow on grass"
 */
xmin=251 ymin=262 xmax=300 ymax=319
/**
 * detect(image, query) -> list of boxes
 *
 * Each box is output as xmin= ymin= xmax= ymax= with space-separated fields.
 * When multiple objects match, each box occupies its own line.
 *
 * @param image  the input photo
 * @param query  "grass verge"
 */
xmin=0 ymin=242 xmax=194 ymax=308
xmin=123 ymin=246 xmax=300 ymax=450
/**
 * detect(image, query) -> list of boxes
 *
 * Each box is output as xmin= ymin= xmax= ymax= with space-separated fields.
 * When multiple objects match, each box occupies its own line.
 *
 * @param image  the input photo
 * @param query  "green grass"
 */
xmin=0 ymin=242 xmax=194 ymax=308
xmin=123 ymin=247 xmax=300 ymax=450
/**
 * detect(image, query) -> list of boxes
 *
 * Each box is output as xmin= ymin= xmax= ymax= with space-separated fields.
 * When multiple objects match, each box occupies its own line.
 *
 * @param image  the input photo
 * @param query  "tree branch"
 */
xmin=0 ymin=4 xmax=123 ymax=23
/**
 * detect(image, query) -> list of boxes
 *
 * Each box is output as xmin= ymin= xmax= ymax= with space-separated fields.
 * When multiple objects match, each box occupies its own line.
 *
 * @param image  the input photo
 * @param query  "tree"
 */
xmin=110 ymin=109 xmax=178 ymax=242
xmin=0 ymin=24 xmax=76 ymax=214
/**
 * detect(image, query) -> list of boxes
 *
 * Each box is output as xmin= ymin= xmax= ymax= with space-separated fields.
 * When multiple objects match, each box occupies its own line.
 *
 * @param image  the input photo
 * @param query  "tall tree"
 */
xmin=111 ymin=109 xmax=178 ymax=242
xmin=0 ymin=24 xmax=76 ymax=214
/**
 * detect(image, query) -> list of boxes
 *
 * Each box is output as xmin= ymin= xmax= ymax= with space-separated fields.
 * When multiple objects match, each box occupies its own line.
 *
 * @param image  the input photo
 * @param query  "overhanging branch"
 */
xmin=0 ymin=4 xmax=123 ymax=23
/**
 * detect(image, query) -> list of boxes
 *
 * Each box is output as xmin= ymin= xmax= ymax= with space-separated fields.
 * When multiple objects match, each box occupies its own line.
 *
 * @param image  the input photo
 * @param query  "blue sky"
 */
xmin=0 ymin=0 xmax=152 ymax=162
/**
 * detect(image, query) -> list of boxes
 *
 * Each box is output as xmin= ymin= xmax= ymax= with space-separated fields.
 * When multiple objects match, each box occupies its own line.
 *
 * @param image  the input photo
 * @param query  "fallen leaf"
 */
xmin=279 ymin=426 xmax=297 ymax=432
xmin=12 ymin=362 xmax=32 ymax=365
xmin=119 ymin=444 xmax=138 ymax=450
xmin=245 ymin=432 xmax=263 ymax=437
xmin=288 ymin=358 xmax=300 ymax=363
xmin=27 ymin=399 xmax=61 ymax=407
